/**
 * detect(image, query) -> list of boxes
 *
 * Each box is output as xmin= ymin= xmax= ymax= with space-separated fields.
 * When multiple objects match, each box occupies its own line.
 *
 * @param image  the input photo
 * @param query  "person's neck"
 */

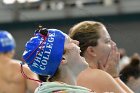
xmin=85 ymin=58 xmax=98 ymax=69
xmin=0 ymin=55 xmax=11 ymax=63
xmin=58 ymin=66 xmax=77 ymax=85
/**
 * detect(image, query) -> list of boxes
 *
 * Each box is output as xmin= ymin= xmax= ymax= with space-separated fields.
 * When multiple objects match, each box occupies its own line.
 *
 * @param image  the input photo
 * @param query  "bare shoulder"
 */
xmin=8 ymin=59 xmax=22 ymax=69
xmin=10 ymin=59 xmax=36 ymax=76
xmin=10 ymin=59 xmax=29 ymax=70
xmin=10 ymin=59 xmax=29 ymax=69
xmin=77 ymin=68 xmax=112 ymax=80
xmin=77 ymin=68 xmax=119 ymax=91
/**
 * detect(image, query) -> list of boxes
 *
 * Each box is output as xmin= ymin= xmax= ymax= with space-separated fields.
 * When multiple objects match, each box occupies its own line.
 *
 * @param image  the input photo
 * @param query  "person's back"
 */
xmin=0 ymin=31 xmax=39 ymax=93
xmin=0 ymin=59 xmax=39 ymax=93
xmin=0 ymin=59 xmax=25 ymax=93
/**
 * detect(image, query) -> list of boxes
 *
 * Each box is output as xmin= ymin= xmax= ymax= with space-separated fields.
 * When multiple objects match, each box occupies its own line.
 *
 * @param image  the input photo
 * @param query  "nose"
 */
xmin=111 ymin=40 xmax=116 ymax=47
xmin=71 ymin=39 xmax=79 ymax=45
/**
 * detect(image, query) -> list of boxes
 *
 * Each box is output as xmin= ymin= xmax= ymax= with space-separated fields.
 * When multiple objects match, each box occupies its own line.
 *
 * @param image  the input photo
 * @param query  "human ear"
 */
xmin=86 ymin=46 xmax=96 ymax=57
xmin=60 ymin=56 xmax=67 ymax=65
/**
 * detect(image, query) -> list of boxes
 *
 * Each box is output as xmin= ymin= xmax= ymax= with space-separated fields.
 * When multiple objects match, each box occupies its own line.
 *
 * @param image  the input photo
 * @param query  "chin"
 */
xmin=80 ymin=57 xmax=89 ymax=68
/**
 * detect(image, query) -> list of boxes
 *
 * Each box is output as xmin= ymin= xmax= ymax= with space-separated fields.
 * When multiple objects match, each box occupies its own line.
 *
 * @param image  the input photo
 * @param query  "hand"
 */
xmin=98 ymin=45 xmax=120 ymax=78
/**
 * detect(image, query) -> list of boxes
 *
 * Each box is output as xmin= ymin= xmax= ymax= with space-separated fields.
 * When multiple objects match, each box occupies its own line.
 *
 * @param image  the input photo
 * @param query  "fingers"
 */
xmin=116 ymin=52 xmax=120 ymax=64
xmin=110 ymin=44 xmax=119 ymax=62
xmin=102 ymin=44 xmax=120 ymax=77
xmin=113 ymin=45 xmax=120 ymax=64
xmin=104 ymin=45 xmax=119 ymax=70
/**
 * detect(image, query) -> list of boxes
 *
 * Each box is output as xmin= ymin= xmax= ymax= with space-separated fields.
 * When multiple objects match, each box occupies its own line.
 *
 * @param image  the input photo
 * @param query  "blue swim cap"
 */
xmin=0 ymin=31 xmax=16 ymax=53
xmin=22 ymin=28 xmax=65 ymax=77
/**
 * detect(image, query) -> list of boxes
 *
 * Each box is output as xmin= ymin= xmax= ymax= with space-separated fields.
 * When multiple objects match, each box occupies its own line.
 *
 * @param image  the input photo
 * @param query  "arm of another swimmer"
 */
xmin=114 ymin=77 xmax=134 ymax=93
xmin=77 ymin=69 xmax=126 ymax=93
xmin=24 ymin=66 xmax=40 ymax=93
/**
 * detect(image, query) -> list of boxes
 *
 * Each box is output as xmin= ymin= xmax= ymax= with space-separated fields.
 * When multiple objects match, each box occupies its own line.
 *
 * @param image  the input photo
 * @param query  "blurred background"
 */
xmin=0 ymin=0 xmax=140 ymax=59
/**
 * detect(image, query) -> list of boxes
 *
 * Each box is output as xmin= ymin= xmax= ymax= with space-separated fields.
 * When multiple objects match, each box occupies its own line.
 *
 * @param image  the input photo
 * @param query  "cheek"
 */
xmin=104 ymin=45 xmax=112 ymax=56
xmin=98 ymin=44 xmax=111 ymax=53
xmin=103 ymin=45 xmax=111 ymax=54
xmin=98 ymin=44 xmax=111 ymax=63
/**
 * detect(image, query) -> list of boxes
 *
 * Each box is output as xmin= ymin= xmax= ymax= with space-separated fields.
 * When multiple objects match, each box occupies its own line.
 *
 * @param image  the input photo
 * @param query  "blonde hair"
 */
xmin=69 ymin=21 xmax=105 ymax=56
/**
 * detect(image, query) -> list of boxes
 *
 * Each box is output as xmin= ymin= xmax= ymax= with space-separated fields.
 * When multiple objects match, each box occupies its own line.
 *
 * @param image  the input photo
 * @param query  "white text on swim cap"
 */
xmin=32 ymin=31 xmax=55 ymax=70
xmin=0 ymin=38 xmax=14 ymax=47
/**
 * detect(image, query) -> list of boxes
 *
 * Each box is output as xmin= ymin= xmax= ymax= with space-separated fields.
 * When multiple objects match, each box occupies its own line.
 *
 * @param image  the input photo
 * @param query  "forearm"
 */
xmin=114 ymin=77 xmax=134 ymax=93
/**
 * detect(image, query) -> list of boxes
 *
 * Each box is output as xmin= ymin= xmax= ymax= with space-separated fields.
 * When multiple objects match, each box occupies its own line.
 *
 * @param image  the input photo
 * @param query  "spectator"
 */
xmin=69 ymin=21 xmax=134 ymax=93
xmin=0 ymin=31 xmax=39 ymax=93
xmin=120 ymin=53 xmax=140 ymax=93
xmin=22 ymin=28 xmax=93 ymax=93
